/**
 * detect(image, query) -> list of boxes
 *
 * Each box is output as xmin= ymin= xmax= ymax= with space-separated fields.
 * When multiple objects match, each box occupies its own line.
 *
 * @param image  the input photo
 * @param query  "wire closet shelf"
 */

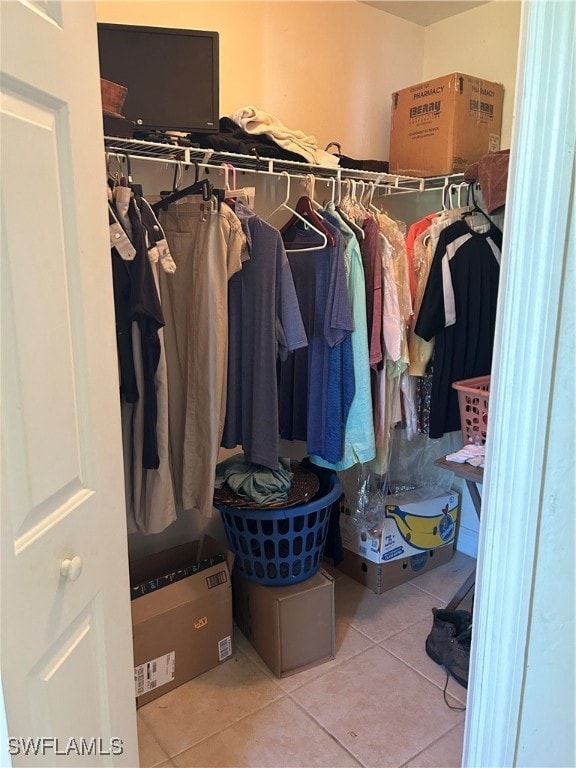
xmin=104 ymin=136 xmax=465 ymax=195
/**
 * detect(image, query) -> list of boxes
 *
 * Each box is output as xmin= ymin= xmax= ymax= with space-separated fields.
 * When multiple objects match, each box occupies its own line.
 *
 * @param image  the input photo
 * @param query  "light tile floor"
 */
xmin=137 ymin=551 xmax=475 ymax=768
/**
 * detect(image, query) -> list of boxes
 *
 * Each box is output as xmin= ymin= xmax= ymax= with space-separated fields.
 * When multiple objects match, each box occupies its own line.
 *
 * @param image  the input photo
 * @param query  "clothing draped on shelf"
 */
xmin=108 ymin=159 xmax=502 ymax=535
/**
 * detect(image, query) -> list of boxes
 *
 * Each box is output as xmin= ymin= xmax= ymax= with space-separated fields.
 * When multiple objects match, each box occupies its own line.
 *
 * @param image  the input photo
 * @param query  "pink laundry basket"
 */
xmin=452 ymin=375 xmax=491 ymax=445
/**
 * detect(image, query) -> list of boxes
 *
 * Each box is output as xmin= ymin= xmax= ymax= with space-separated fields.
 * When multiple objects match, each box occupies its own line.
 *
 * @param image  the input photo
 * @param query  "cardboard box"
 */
xmin=339 ymin=489 xmax=459 ymax=564
xmin=233 ymin=570 xmax=335 ymax=678
xmin=336 ymin=542 xmax=455 ymax=594
xmin=389 ymin=72 xmax=504 ymax=177
xmin=130 ymin=536 xmax=233 ymax=706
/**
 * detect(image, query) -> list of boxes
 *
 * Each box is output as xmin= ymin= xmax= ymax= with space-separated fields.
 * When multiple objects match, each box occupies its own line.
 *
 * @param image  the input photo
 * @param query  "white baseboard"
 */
xmin=455 ymin=526 xmax=478 ymax=559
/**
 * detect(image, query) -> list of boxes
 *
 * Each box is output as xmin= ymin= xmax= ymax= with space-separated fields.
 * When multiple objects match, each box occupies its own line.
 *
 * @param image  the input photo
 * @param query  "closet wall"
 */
xmin=97 ymin=0 xmax=522 ymax=560
xmin=96 ymin=1 xmax=424 ymax=160
xmin=423 ymin=1 xmax=521 ymax=148
xmin=95 ymin=1 xmax=521 ymax=157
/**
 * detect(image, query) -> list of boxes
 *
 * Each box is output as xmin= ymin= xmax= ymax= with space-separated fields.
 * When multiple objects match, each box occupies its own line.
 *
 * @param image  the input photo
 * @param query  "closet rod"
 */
xmin=104 ymin=136 xmax=464 ymax=195
xmin=111 ymin=151 xmax=400 ymax=200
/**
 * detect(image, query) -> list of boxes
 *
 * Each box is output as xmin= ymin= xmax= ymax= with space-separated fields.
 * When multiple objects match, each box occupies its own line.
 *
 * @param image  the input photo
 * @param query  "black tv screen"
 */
xmin=97 ymin=23 xmax=219 ymax=133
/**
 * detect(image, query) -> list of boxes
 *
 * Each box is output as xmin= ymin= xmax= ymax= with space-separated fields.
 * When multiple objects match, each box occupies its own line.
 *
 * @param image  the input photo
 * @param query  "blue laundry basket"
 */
xmin=216 ymin=470 xmax=341 ymax=586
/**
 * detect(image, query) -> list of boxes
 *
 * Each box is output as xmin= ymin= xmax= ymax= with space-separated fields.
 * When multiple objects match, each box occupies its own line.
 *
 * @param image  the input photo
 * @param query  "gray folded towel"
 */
xmin=215 ymin=454 xmax=293 ymax=505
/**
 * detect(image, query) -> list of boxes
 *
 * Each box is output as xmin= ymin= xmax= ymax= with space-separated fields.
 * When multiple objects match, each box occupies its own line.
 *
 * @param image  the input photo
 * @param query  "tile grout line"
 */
xmin=137 ymin=712 xmax=171 ymax=768
xmin=138 ymin=645 xmax=288 ymax=760
xmin=377 ymin=642 xmax=468 ymax=707
xmin=397 ymin=720 xmax=466 ymax=768
xmin=139 ymin=567 xmax=473 ymax=767
xmin=405 ymin=579 xmax=465 ymax=605
xmin=164 ymin=696 xmax=292 ymax=763
xmin=285 ymin=692 xmax=368 ymax=768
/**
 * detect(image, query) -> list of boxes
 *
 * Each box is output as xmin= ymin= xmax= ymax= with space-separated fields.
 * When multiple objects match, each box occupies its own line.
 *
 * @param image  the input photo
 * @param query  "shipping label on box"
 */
xmin=389 ymin=72 xmax=504 ymax=177
xmin=134 ymin=651 xmax=175 ymax=697
xmin=340 ymin=490 xmax=459 ymax=564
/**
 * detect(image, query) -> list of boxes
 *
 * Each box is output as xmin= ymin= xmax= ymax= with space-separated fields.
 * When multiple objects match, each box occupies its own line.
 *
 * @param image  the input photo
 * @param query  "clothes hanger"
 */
xmin=343 ymin=179 xmax=369 ymax=239
xmin=267 ymin=171 xmax=328 ymax=252
xmin=304 ymin=173 xmax=323 ymax=211
xmin=106 ymin=152 xmax=123 ymax=191
xmin=339 ymin=179 xmax=367 ymax=230
xmin=279 ymin=173 xmax=335 ymax=246
xmin=433 ymin=182 xmax=471 ymax=222
xmin=222 ymin=162 xmax=256 ymax=208
xmin=337 ymin=178 xmax=352 ymax=214
xmin=462 ymin=182 xmax=494 ymax=230
xmin=357 ymin=180 xmax=367 ymax=209
xmin=152 ymin=161 xmax=213 ymax=214
xmin=367 ymin=181 xmax=380 ymax=214
xmin=335 ymin=176 xmax=343 ymax=206
xmin=302 ymin=173 xmax=347 ymax=243
xmin=285 ymin=194 xmax=336 ymax=247
xmin=327 ymin=176 xmax=337 ymax=206
xmin=336 ymin=178 xmax=352 ymax=212
xmin=355 ymin=180 xmax=372 ymax=219
xmin=117 ymin=152 xmax=143 ymax=196
xmin=439 ymin=177 xmax=451 ymax=212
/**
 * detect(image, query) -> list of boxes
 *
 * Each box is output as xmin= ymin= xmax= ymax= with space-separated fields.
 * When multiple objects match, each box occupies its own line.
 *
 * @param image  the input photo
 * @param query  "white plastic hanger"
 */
xmin=222 ymin=162 xmax=256 ymax=208
xmin=304 ymin=173 xmax=322 ymax=210
xmin=267 ymin=171 xmax=328 ymax=252
xmin=328 ymin=176 xmax=337 ymax=206
xmin=340 ymin=178 xmax=365 ymax=223
xmin=366 ymin=181 xmax=380 ymax=214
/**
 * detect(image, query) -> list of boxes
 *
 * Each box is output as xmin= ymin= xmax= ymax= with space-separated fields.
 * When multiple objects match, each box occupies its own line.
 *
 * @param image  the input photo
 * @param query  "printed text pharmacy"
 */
xmin=8 ymin=737 xmax=124 ymax=757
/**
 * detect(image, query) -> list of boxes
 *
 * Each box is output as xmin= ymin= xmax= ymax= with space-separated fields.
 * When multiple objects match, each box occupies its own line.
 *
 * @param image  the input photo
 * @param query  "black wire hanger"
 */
xmin=152 ymin=161 xmax=213 ymax=214
xmin=463 ymin=182 xmax=494 ymax=228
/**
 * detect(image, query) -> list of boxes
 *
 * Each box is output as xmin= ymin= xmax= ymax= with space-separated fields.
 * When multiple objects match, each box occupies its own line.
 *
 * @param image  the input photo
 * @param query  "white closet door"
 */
xmin=0 ymin=2 xmax=138 ymax=765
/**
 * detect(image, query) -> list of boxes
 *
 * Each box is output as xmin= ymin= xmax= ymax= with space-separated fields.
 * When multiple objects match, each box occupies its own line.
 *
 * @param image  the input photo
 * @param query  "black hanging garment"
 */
xmin=414 ymin=218 xmax=502 ymax=439
xmin=109 ymin=198 xmax=165 ymax=469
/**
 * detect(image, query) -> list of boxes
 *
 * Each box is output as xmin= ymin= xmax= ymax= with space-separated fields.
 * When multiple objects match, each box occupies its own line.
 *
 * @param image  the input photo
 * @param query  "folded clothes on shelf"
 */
xmin=445 ymin=444 xmax=486 ymax=468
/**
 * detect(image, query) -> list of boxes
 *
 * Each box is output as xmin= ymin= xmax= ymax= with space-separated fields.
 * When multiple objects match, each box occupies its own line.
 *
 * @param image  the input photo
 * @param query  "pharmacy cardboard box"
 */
xmin=339 ymin=489 xmax=459 ymax=564
xmin=336 ymin=542 xmax=455 ymax=595
xmin=389 ymin=72 xmax=504 ymax=177
xmin=233 ymin=569 xmax=335 ymax=678
xmin=130 ymin=536 xmax=233 ymax=706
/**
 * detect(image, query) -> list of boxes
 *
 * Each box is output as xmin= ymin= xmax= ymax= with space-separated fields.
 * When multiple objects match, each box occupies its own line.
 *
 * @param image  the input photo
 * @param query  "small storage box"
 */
xmin=233 ymin=568 xmax=335 ymax=677
xmin=452 ymin=375 xmax=491 ymax=444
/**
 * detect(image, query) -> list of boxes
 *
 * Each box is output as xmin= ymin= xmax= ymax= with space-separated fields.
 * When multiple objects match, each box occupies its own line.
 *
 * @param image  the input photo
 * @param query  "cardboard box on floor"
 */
xmin=339 ymin=489 xmax=460 ymax=564
xmin=336 ymin=542 xmax=455 ymax=595
xmin=389 ymin=72 xmax=504 ymax=177
xmin=130 ymin=536 xmax=234 ymax=707
xmin=233 ymin=569 xmax=335 ymax=678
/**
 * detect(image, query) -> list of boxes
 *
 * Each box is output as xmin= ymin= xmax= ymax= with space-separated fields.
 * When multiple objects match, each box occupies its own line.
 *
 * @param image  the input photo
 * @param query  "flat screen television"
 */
xmin=97 ymin=23 xmax=219 ymax=134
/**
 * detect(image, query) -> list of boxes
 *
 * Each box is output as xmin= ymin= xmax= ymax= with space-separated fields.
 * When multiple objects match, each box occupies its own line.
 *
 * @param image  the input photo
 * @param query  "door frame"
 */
xmin=1 ymin=2 xmax=572 ymax=766
xmin=464 ymin=1 xmax=575 ymax=765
